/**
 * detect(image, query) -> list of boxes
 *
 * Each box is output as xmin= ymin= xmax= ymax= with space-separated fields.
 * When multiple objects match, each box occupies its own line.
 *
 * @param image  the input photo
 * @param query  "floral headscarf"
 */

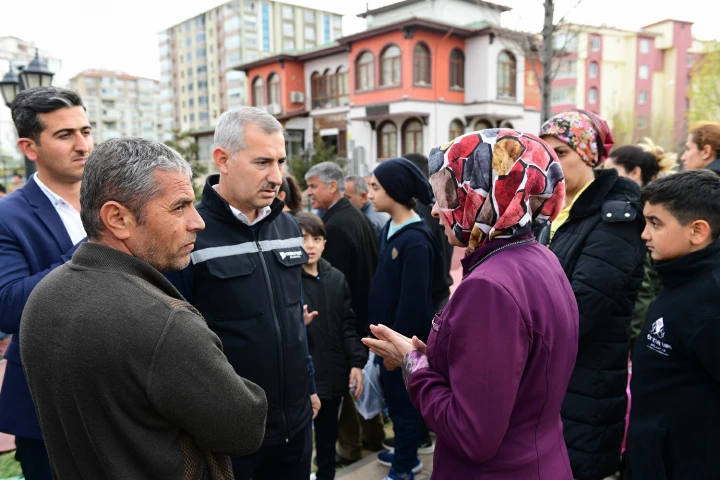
xmin=539 ymin=109 xmax=615 ymax=167
xmin=428 ymin=129 xmax=565 ymax=254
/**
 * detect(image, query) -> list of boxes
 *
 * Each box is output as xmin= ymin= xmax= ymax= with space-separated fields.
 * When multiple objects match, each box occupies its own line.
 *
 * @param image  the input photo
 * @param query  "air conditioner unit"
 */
xmin=263 ymin=103 xmax=282 ymax=115
xmin=290 ymin=91 xmax=305 ymax=103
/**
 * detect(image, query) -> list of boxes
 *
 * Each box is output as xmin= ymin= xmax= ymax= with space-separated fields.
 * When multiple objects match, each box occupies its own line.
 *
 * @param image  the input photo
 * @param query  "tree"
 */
xmin=164 ymin=129 xmax=206 ymax=199
xmin=687 ymin=41 xmax=720 ymax=126
xmin=289 ymin=135 xmax=341 ymax=190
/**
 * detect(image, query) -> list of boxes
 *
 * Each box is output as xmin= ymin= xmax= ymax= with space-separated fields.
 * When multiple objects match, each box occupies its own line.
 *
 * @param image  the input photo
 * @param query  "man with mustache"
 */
xmin=168 ymin=107 xmax=319 ymax=480
xmin=20 ymin=137 xmax=267 ymax=479
xmin=0 ymin=87 xmax=92 ymax=480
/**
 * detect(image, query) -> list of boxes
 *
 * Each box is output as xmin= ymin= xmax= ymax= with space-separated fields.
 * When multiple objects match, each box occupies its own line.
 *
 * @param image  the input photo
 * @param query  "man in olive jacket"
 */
xmin=20 ymin=138 xmax=267 ymax=480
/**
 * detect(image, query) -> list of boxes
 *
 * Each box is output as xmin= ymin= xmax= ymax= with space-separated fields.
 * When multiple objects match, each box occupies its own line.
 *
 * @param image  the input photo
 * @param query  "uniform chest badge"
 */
xmin=391 ymin=248 xmax=399 ymax=260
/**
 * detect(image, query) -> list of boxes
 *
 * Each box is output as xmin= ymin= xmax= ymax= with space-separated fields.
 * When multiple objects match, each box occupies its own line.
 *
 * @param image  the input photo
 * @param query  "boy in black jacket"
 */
xmin=367 ymin=157 xmax=440 ymax=480
xmin=295 ymin=212 xmax=367 ymax=480
xmin=626 ymin=170 xmax=720 ymax=480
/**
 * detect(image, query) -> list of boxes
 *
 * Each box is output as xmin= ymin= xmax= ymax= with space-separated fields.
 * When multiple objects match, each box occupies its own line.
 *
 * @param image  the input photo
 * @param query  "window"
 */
xmin=553 ymin=32 xmax=577 ymax=52
xmin=246 ymin=34 xmax=257 ymax=49
xmin=589 ymin=87 xmax=598 ymax=104
xmin=197 ymin=65 xmax=207 ymax=74
xmin=268 ymin=73 xmax=281 ymax=105
xmin=304 ymin=10 xmax=315 ymax=23
xmin=687 ymin=53 xmax=694 ymax=68
xmin=199 ymin=95 xmax=209 ymax=105
xmin=337 ymin=67 xmax=349 ymax=106
xmin=305 ymin=26 xmax=316 ymax=41
xmin=413 ymin=43 xmax=431 ymax=85
xmin=551 ymin=86 xmax=576 ymax=105
xmin=450 ymin=49 xmax=464 ymax=89
xmin=475 ymin=119 xmax=493 ymax=130
xmin=639 ymin=65 xmax=649 ymax=79
xmin=189 ymin=113 xmax=195 ymax=123
xmin=637 ymin=116 xmax=647 ymax=129
xmin=196 ymin=47 xmax=206 ymax=58
xmin=252 ymin=77 xmax=265 ymax=106
xmin=186 ymin=52 xmax=193 ymax=62
xmin=262 ymin=3 xmax=270 ymax=51
xmin=589 ymin=61 xmax=598 ymax=78
xmin=188 ymin=82 xmax=194 ymax=92
xmin=198 ymin=80 xmax=208 ymax=89
xmin=188 ymin=98 xmax=195 ymax=108
xmin=356 ymin=51 xmax=374 ymax=91
xmin=283 ymin=39 xmax=295 ymax=50
xmin=224 ymin=16 xmax=240 ymax=32
xmin=449 ymin=119 xmax=464 ymax=140
xmin=225 ymin=51 xmax=242 ymax=67
xmin=245 ymin=17 xmax=257 ymax=30
xmin=380 ymin=45 xmax=401 ymax=87
xmin=195 ymin=15 xmax=205 ymax=28
xmin=244 ymin=0 xmax=256 ymax=13
xmin=323 ymin=14 xmax=330 ymax=44
xmin=403 ymin=119 xmax=424 ymax=155
xmin=282 ymin=5 xmax=293 ymax=20
xmin=187 ymin=67 xmax=193 ymax=77
xmin=554 ymin=59 xmax=576 ymax=79
xmin=378 ymin=122 xmax=397 ymax=158
xmin=283 ymin=22 xmax=295 ymax=37
xmin=311 ymin=72 xmax=324 ymax=108
xmin=640 ymin=38 xmax=650 ymax=54
xmin=199 ymin=111 xmax=210 ymax=122
xmin=333 ymin=16 xmax=341 ymax=29
xmin=639 ymin=90 xmax=647 ymax=104
xmin=497 ymin=51 xmax=517 ymax=98
xmin=196 ymin=32 xmax=206 ymax=43
xmin=224 ymin=34 xmax=241 ymax=49
xmin=590 ymin=36 xmax=601 ymax=51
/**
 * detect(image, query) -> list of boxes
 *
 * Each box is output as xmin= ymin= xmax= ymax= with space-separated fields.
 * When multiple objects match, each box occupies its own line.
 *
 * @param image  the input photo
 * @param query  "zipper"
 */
xmin=256 ymin=238 xmax=290 ymax=442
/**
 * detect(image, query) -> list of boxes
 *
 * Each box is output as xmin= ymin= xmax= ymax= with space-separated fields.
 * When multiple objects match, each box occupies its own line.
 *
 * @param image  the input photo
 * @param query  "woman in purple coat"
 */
xmin=364 ymin=129 xmax=579 ymax=479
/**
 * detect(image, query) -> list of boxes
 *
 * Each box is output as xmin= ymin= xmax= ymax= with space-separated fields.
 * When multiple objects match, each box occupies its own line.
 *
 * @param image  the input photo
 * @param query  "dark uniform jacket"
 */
xmin=170 ymin=175 xmax=314 ymax=447
xmin=538 ymin=169 xmax=646 ymax=480
xmin=302 ymin=258 xmax=367 ymax=400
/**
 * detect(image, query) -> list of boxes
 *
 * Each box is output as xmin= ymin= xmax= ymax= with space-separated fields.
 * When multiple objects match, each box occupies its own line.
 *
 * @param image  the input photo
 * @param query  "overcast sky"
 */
xmin=1 ymin=0 xmax=717 ymax=85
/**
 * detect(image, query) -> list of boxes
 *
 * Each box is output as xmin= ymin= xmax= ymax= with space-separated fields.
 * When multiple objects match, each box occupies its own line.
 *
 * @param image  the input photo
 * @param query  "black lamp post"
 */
xmin=0 ymin=49 xmax=55 ymax=179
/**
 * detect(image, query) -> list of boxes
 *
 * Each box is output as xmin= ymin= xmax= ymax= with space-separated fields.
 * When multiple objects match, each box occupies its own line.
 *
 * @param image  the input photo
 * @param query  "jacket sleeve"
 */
xmin=391 ymin=244 xmax=434 ymax=342
xmin=340 ymin=277 xmax=367 ymax=369
xmin=570 ymin=218 xmax=643 ymax=338
xmin=630 ymin=253 xmax=660 ymax=344
xmin=406 ymin=276 xmax=529 ymax=463
xmin=323 ymin=225 xmax=354 ymax=277
xmin=0 ymin=219 xmax=82 ymax=334
xmin=688 ymin=317 xmax=720 ymax=383
xmin=147 ymin=308 xmax=268 ymax=456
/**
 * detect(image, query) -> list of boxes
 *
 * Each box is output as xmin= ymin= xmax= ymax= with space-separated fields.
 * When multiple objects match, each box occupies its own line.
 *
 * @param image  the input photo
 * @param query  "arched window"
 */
xmin=268 ymin=73 xmax=281 ymax=106
xmin=589 ymin=87 xmax=598 ymax=104
xmin=380 ymin=45 xmax=401 ymax=87
xmin=311 ymin=72 xmax=323 ymax=108
xmin=337 ymin=66 xmax=349 ymax=106
xmin=323 ymin=68 xmax=338 ymax=108
xmin=449 ymin=119 xmax=464 ymax=140
xmin=475 ymin=119 xmax=494 ymax=130
xmin=450 ymin=49 xmax=465 ymax=89
xmin=589 ymin=61 xmax=599 ymax=78
xmin=499 ymin=120 xmax=514 ymax=129
xmin=413 ymin=43 xmax=431 ymax=85
xmin=356 ymin=51 xmax=374 ymax=91
xmin=402 ymin=119 xmax=424 ymax=155
xmin=252 ymin=76 xmax=264 ymax=106
xmin=378 ymin=121 xmax=397 ymax=159
xmin=497 ymin=51 xmax=517 ymax=98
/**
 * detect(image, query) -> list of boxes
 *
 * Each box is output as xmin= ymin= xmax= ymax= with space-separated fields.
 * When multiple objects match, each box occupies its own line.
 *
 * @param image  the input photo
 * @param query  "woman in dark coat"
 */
xmin=539 ymin=110 xmax=647 ymax=480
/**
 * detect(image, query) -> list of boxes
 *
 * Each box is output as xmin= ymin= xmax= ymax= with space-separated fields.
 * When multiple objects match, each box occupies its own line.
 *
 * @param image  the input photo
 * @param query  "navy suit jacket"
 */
xmin=0 ymin=176 xmax=83 ymax=439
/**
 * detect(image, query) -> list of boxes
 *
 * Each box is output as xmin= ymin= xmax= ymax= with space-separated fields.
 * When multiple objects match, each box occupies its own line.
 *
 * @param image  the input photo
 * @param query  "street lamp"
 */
xmin=0 ymin=48 xmax=55 ymax=178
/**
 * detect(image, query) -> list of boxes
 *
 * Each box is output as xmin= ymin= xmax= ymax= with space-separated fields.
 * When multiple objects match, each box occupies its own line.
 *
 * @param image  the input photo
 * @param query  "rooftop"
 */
xmin=357 ymin=0 xmax=510 ymax=18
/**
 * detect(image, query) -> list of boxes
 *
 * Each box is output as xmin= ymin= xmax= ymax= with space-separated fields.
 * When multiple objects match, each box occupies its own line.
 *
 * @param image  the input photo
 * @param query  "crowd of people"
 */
xmin=1 ymin=85 xmax=720 ymax=480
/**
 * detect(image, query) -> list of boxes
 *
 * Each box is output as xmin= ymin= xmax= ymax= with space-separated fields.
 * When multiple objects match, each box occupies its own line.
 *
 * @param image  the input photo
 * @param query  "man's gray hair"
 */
xmin=345 ymin=175 xmax=368 ymax=195
xmin=306 ymin=161 xmax=346 ymax=194
xmin=213 ymin=106 xmax=284 ymax=156
xmin=80 ymin=137 xmax=192 ymax=241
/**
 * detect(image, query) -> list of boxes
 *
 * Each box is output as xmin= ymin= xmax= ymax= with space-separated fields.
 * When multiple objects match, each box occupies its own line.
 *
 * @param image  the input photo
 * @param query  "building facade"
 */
xmin=237 ymin=0 xmax=541 ymax=176
xmin=158 ymin=0 xmax=343 ymax=139
xmin=70 ymin=70 xmax=161 ymax=143
xmin=0 ymin=36 xmax=62 ymax=164
xmin=550 ymin=19 xmax=696 ymax=149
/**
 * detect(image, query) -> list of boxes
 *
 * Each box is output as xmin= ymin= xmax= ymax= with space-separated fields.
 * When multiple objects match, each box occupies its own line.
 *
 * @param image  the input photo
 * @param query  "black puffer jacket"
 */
xmin=302 ymin=259 xmax=367 ymax=400
xmin=538 ymin=169 xmax=646 ymax=480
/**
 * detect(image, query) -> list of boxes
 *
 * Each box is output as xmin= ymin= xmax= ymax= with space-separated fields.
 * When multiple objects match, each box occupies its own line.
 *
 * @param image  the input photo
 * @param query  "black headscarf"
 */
xmin=373 ymin=157 xmax=433 ymax=206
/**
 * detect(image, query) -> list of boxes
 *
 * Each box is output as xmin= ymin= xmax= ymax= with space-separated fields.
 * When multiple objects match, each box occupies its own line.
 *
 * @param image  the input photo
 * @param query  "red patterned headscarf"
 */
xmin=428 ymin=129 xmax=565 ymax=254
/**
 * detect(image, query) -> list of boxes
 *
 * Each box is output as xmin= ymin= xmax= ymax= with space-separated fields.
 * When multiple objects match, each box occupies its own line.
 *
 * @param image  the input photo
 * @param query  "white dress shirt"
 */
xmin=34 ymin=173 xmax=86 ymax=245
xmin=212 ymin=184 xmax=271 ymax=226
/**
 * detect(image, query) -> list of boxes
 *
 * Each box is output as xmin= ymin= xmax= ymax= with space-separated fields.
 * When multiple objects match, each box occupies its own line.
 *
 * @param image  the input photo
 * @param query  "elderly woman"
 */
xmin=364 ymin=129 xmax=579 ymax=479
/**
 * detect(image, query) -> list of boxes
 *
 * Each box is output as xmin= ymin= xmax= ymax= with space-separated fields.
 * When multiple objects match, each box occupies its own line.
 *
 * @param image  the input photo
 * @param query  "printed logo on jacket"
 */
xmin=647 ymin=317 xmax=673 ymax=357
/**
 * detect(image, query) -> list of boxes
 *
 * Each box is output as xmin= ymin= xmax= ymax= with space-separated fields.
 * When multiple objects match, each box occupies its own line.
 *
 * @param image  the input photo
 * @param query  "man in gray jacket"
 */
xmin=20 ymin=138 xmax=267 ymax=480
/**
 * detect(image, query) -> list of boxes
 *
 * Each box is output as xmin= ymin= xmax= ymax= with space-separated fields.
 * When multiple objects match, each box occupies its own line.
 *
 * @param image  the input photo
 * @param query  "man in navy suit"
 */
xmin=0 ymin=87 xmax=93 ymax=479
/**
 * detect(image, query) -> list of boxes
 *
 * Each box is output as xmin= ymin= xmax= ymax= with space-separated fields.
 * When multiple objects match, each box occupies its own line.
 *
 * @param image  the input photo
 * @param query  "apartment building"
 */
xmin=550 ymin=19 xmax=696 ymax=148
xmin=70 ymin=70 xmax=160 ymax=143
xmin=233 ymin=0 xmax=540 ymax=175
xmin=158 ymin=0 xmax=343 ymax=138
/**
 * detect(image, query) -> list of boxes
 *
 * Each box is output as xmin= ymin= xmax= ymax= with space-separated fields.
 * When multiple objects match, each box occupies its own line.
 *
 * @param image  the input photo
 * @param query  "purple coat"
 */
xmin=405 ymin=237 xmax=578 ymax=479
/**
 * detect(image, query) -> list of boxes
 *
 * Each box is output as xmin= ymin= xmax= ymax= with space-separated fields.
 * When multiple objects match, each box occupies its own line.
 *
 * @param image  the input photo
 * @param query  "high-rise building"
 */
xmin=70 ymin=70 xmax=161 ymax=143
xmin=0 ymin=36 xmax=62 ymax=163
xmin=550 ymin=20 xmax=697 ymax=149
xmin=158 ymin=0 xmax=343 ymax=139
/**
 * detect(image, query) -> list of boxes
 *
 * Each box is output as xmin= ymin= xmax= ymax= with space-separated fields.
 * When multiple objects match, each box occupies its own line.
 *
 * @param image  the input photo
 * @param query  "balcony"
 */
xmin=260 ymin=104 xmax=282 ymax=116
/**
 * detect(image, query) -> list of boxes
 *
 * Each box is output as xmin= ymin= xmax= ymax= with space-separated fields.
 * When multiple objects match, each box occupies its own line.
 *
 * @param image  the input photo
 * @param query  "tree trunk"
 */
xmin=541 ymin=0 xmax=555 ymax=123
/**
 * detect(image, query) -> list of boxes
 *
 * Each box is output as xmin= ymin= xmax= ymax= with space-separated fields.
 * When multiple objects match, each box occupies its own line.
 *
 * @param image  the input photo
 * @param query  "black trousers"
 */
xmin=231 ymin=422 xmax=312 ymax=480
xmin=313 ymin=396 xmax=343 ymax=480
xmin=14 ymin=436 xmax=52 ymax=480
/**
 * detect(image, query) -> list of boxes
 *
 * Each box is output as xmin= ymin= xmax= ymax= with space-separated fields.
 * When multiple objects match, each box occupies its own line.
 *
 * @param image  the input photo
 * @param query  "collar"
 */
xmin=211 ymin=184 xmax=271 ymax=226
xmin=202 ymin=174 xmax=284 ymax=226
xmin=705 ymin=158 xmax=720 ymax=175
xmin=33 ymin=173 xmax=75 ymax=209
xmin=361 ymin=202 xmax=372 ymax=213
xmin=654 ymin=240 xmax=720 ymax=288
xmin=72 ymin=243 xmax=184 ymax=300
xmin=461 ymin=234 xmax=535 ymax=277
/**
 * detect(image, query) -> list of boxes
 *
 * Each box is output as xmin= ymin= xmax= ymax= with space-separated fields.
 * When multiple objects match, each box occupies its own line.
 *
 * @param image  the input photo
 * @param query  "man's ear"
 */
xmin=360 ymin=191 xmax=368 ymax=202
xmin=689 ymin=219 xmax=712 ymax=246
xmin=213 ymin=147 xmax=231 ymax=174
xmin=17 ymin=138 xmax=39 ymax=162
xmin=99 ymin=201 xmax=135 ymax=241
